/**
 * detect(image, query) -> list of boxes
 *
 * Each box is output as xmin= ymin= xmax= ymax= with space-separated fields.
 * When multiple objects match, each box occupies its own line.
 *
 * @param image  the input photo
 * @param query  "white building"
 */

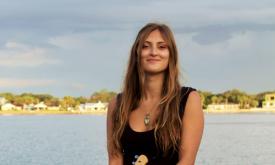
xmin=207 ymin=104 xmax=240 ymax=111
xmin=263 ymin=93 xmax=275 ymax=109
xmin=23 ymin=103 xmax=35 ymax=111
xmin=34 ymin=102 xmax=47 ymax=110
xmin=78 ymin=101 xmax=108 ymax=111
xmin=1 ymin=103 xmax=16 ymax=111
xmin=0 ymin=97 xmax=7 ymax=106
xmin=23 ymin=102 xmax=48 ymax=110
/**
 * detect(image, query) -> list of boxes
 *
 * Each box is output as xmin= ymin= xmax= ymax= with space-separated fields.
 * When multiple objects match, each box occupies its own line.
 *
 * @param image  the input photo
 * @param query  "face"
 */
xmin=140 ymin=29 xmax=169 ymax=75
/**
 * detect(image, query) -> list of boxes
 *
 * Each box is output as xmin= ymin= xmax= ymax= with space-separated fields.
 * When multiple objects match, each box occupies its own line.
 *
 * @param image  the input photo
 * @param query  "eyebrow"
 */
xmin=144 ymin=41 xmax=167 ymax=44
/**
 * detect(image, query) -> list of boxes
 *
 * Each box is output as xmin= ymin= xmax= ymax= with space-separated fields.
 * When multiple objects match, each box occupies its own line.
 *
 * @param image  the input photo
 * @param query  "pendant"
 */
xmin=144 ymin=113 xmax=150 ymax=126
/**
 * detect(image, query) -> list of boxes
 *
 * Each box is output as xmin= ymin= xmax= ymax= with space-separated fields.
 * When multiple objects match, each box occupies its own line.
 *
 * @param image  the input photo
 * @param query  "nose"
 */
xmin=150 ymin=46 xmax=158 ymax=56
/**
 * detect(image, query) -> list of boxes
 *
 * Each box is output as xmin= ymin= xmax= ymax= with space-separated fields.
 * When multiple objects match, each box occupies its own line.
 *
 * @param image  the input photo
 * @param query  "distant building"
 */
xmin=1 ymin=103 xmax=16 ymax=111
xmin=207 ymin=104 xmax=240 ymax=111
xmin=23 ymin=102 xmax=48 ymax=110
xmin=263 ymin=93 xmax=275 ymax=109
xmin=0 ymin=97 xmax=7 ymax=106
xmin=34 ymin=102 xmax=47 ymax=110
xmin=78 ymin=101 xmax=108 ymax=111
xmin=23 ymin=103 xmax=35 ymax=110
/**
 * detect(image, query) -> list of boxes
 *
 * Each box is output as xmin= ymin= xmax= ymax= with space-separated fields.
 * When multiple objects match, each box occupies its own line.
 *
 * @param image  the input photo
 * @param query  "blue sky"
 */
xmin=0 ymin=0 xmax=274 ymax=97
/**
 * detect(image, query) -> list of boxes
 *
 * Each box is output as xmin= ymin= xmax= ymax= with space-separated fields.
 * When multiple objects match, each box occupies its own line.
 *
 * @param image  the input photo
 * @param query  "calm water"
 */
xmin=0 ymin=114 xmax=274 ymax=165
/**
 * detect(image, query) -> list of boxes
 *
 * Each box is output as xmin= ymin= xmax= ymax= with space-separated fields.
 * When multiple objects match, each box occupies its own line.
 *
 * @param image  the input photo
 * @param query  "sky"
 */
xmin=0 ymin=0 xmax=274 ymax=97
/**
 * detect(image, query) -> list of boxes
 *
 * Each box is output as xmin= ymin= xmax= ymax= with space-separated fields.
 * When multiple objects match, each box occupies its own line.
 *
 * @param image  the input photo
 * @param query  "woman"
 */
xmin=107 ymin=23 xmax=204 ymax=165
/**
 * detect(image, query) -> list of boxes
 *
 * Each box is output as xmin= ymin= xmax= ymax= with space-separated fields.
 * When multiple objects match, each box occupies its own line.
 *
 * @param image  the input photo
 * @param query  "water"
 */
xmin=198 ymin=114 xmax=275 ymax=165
xmin=0 ymin=115 xmax=106 ymax=165
xmin=0 ymin=114 xmax=274 ymax=165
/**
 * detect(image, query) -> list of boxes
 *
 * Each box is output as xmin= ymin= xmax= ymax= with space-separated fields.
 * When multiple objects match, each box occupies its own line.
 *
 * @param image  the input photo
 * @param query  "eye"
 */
xmin=159 ymin=45 xmax=167 ymax=49
xmin=142 ymin=44 xmax=149 ymax=49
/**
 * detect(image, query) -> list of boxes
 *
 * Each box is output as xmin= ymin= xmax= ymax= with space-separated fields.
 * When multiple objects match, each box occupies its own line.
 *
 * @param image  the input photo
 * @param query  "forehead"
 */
xmin=144 ymin=29 xmax=166 ymax=43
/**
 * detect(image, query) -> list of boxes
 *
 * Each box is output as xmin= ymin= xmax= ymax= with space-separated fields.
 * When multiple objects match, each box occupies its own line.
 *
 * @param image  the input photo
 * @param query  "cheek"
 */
xmin=163 ymin=53 xmax=170 ymax=67
xmin=140 ymin=50 xmax=151 ymax=67
xmin=141 ymin=49 xmax=150 ymax=58
xmin=140 ymin=52 xmax=146 ymax=65
xmin=162 ymin=50 xmax=170 ymax=58
xmin=162 ymin=51 xmax=170 ymax=63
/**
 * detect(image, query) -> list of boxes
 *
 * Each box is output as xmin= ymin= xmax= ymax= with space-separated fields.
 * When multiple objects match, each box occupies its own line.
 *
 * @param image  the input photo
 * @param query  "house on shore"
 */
xmin=1 ymin=103 xmax=22 ymax=111
xmin=78 ymin=101 xmax=108 ymax=112
xmin=34 ymin=102 xmax=47 ymax=110
xmin=1 ymin=103 xmax=15 ymax=110
xmin=23 ymin=102 xmax=48 ymax=110
xmin=207 ymin=103 xmax=240 ymax=111
xmin=23 ymin=103 xmax=35 ymax=110
xmin=0 ymin=97 xmax=7 ymax=106
xmin=263 ymin=93 xmax=275 ymax=109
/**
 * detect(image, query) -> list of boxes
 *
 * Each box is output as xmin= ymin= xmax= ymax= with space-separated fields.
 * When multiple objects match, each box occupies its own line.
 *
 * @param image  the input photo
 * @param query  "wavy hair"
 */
xmin=111 ymin=23 xmax=182 ymax=156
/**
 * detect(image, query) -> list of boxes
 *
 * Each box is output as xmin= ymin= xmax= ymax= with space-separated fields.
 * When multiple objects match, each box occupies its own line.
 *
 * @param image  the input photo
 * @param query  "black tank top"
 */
xmin=119 ymin=86 xmax=196 ymax=165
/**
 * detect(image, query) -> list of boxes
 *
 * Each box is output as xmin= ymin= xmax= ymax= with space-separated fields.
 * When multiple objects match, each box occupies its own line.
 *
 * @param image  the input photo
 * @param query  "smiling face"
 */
xmin=140 ymin=29 xmax=170 ymax=75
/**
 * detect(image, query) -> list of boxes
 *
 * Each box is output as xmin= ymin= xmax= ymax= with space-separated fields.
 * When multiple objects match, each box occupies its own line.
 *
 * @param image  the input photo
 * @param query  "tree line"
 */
xmin=0 ymin=89 xmax=116 ymax=110
xmin=1 ymin=88 xmax=274 ymax=110
xmin=199 ymin=89 xmax=275 ymax=109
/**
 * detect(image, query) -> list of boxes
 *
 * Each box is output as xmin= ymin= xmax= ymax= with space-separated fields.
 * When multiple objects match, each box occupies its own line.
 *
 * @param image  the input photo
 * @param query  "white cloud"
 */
xmin=48 ymin=34 xmax=91 ymax=49
xmin=47 ymin=30 xmax=127 ymax=50
xmin=5 ymin=41 xmax=28 ymax=49
xmin=0 ymin=78 xmax=56 ymax=88
xmin=0 ymin=41 xmax=60 ymax=67
xmin=70 ymin=82 xmax=86 ymax=90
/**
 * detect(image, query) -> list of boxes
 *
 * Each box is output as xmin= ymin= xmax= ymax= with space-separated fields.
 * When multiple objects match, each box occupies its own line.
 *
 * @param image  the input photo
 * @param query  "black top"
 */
xmin=120 ymin=86 xmax=196 ymax=165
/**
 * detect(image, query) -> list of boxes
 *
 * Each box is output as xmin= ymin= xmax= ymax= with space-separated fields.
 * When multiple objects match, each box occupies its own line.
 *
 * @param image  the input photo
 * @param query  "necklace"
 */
xmin=144 ymin=112 xmax=150 ymax=126
xmin=143 ymin=102 xmax=159 ymax=127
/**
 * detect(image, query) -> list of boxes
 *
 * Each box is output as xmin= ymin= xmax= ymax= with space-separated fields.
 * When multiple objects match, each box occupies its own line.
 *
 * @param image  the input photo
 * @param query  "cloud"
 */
xmin=0 ymin=41 xmax=60 ymax=67
xmin=70 ymin=82 xmax=86 ymax=90
xmin=0 ymin=78 xmax=56 ymax=88
xmin=177 ymin=29 xmax=275 ymax=93
xmin=174 ymin=23 xmax=275 ymax=45
xmin=5 ymin=41 xmax=28 ymax=49
xmin=179 ymin=29 xmax=275 ymax=59
xmin=0 ymin=0 xmax=274 ymax=96
xmin=0 ymin=0 xmax=274 ymax=37
xmin=48 ymin=33 xmax=93 ymax=49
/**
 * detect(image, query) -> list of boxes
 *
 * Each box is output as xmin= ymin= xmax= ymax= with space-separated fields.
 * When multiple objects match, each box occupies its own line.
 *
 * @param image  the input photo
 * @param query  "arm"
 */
xmin=177 ymin=91 xmax=204 ymax=165
xmin=107 ymin=96 xmax=123 ymax=165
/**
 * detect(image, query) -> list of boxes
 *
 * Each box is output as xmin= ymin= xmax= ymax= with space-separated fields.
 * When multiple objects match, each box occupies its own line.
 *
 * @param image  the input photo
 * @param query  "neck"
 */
xmin=143 ymin=73 xmax=164 ymax=101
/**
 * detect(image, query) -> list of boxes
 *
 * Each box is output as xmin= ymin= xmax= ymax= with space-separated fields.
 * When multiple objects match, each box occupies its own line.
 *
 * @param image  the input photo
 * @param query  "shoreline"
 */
xmin=1 ymin=108 xmax=275 ymax=115
xmin=203 ymin=108 xmax=275 ymax=114
xmin=0 ymin=110 xmax=107 ymax=116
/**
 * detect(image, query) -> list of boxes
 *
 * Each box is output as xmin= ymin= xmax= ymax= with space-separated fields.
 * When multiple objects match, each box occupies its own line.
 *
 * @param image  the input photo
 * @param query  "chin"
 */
xmin=144 ymin=69 xmax=167 ymax=75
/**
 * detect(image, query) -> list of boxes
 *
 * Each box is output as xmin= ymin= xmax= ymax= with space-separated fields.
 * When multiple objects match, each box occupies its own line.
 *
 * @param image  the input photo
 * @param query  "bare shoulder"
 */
xmin=184 ymin=90 xmax=203 ymax=117
xmin=178 ymin=90 xmax=204 ymax=164
xmin=188 ymin=90 xmax=201 ymax=104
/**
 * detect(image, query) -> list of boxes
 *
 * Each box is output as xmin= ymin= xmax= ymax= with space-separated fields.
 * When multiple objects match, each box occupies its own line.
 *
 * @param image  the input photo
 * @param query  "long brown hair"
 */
xmin=111 ymin=22 xmax=182 ymax=156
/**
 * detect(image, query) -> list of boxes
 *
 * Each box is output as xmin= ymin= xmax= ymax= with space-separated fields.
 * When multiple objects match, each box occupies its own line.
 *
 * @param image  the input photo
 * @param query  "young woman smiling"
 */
xmin=107 ymin=23 xmax=204 ymax=165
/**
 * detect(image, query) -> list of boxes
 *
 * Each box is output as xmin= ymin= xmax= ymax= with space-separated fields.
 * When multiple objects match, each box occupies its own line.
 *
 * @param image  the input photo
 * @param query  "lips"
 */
xmin=147 ymin=59 xmax=161 ymax=62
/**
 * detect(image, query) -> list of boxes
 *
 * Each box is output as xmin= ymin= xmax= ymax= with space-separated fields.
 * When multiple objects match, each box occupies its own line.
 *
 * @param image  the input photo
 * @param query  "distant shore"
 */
xmin=1 ymin=108 xmax=275 ymax=116
xmin=0 ymin=110 xmax=107 ymax=115
xmin=203 ymin=108 xmax=275 ymax=114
